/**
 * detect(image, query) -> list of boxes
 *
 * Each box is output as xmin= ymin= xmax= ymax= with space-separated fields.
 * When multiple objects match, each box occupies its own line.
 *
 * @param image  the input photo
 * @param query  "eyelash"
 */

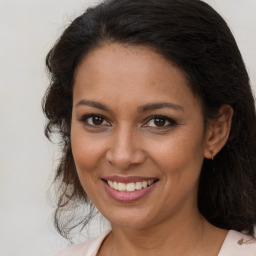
xmin=143 ymin=115 xmax=177 ymax=129
xmin=79 ymin=114 xmax=111 ymax=127
xmin=78 ymin=114 xmax=177 ymax=129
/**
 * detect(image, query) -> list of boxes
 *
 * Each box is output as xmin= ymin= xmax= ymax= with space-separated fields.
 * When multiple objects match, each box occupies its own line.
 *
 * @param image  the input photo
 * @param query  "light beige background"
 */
xmin=0 ymin=0 xmax=255 ymax=255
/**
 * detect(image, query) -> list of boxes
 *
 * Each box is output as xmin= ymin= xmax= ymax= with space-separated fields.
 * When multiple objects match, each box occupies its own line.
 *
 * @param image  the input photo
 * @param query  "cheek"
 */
xmin=71 ymin=129 xmax=104 ymax=199
xmin=152 ymin=135 xmax=205 ymax=205
xmin=72 ymin=140 xmax=101 ymax=174
xmin=148 ymin=132 xmax=206 ymax=199
xmin=150 ymin=134 xmax=205 ymax=170
xmin=70 ymin=123 xmax=103 ymax=174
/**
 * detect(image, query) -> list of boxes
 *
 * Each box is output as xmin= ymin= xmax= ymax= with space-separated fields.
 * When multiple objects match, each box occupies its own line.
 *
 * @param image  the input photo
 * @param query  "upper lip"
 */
xmin=102 ymin=175 xmax=158 ymax=183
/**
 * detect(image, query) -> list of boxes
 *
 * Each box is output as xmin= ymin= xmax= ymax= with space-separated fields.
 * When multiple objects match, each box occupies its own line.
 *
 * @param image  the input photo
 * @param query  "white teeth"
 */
xmin=147 ymin=180 xmax=153 ymax=186
xmin=113 ymin=181 xmax=118 ymax=190
xmin=107 ymin=180 xmax=154 ymax=192
xmin=118 ymin=182 xmax=126 ymax=191
xmin=127 ymin=183 xmax=135 ymax=192
xmin=135 ymin=182 xmax=142 ymax=190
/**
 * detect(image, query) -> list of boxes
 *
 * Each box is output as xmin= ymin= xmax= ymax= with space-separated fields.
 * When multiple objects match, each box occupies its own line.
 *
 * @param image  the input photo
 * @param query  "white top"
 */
xmin=54 ymin=229 xmax=256 ymax=256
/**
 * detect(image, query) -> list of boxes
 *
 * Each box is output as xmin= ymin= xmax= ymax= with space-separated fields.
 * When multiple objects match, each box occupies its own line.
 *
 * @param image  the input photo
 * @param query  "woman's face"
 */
xmin=71 ymin=43 xmax=209 ymax=229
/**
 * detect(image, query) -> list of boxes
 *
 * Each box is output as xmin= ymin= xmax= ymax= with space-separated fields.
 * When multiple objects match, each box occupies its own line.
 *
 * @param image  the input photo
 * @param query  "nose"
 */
xmin=106 ymin=126 xmax=146 ymax=170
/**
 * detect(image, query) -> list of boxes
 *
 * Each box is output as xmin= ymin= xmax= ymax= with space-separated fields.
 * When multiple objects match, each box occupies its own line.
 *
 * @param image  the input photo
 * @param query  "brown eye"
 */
xmin=81 ymin=115 xmax=110 ymax=126
xmin=154 ymin=118 xmax=166 ymax=127
xmin=92 ymin=116 xmax=104 ymax=125
xmin=143 ymin=115 xmax=177 ymax=129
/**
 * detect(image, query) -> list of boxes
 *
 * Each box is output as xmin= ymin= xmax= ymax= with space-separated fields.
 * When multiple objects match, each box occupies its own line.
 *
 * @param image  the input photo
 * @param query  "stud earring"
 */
xmin=210 ymin=150 xmax=215 ymax=160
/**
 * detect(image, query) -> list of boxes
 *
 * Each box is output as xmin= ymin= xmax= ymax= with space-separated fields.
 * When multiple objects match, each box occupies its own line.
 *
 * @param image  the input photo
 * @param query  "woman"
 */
xmin=43 ymin=0 xmax=256 ymax=255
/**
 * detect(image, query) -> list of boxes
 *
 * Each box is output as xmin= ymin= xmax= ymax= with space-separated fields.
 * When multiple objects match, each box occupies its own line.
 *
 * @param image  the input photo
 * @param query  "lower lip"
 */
xmin=103 ymin=182 xmax=156 ymax=202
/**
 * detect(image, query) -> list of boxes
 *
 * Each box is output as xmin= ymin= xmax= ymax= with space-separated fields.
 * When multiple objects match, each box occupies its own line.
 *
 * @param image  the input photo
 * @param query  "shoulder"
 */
xmin=52 ymin=229 xmax=111 ymax=256
xmin=219 ymin=230 xmax=256 ymax=256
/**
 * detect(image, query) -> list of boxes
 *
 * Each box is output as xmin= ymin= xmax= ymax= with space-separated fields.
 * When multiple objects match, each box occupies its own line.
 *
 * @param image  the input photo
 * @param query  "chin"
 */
xmin=100 ymin=207 xmax=161 ymax=230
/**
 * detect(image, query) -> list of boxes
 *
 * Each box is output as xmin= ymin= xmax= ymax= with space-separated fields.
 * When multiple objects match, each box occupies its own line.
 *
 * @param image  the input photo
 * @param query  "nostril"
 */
xmin=105 ymin=146 xmax=147 ymax=170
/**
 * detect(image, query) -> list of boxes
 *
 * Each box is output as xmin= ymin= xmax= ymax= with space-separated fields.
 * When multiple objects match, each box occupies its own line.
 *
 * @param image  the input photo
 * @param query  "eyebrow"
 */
xmin=75 ymin=100 xmax=184 ymax=113
xmin=75 ymin=99 xmax=112 ymax=113
xmin=137 ymin=102 xmax=184 ymax=112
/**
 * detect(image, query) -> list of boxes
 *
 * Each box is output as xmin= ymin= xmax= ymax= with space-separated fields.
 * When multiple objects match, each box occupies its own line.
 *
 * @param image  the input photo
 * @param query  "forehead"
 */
xmin=74 ymin=43 xmax=185 ymax=82
xmin=73 ymin=43 xmax=201 ymax=114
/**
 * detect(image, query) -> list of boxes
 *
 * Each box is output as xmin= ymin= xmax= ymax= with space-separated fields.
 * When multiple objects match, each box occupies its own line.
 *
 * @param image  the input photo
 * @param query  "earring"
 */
xmin=210 ymin=150 xmax=215 ymax=160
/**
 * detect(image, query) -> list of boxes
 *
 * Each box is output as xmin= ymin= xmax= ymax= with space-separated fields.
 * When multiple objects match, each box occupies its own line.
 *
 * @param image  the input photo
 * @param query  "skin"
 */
xmin=71 ymin=43 xmax=233 ymax=256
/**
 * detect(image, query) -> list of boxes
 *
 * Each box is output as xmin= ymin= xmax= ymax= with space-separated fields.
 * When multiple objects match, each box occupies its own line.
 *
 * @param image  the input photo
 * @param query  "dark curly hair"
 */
xmin=43 ymin=0 xmax=256 ymax=239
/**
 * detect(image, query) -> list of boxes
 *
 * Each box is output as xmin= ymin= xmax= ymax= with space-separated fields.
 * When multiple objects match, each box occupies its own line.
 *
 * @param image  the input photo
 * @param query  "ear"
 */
xmin=204 ymin=105 xmax=233 ymax=159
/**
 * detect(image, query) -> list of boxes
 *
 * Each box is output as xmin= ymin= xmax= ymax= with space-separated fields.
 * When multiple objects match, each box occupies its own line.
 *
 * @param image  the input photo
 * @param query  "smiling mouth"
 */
xmin=102 ymin=176 xmax=159 ymax=192
xmin=102 ymin=177 xmax=159 ymax=202
xmin=105 ymin=180 xmax=155 ymax=192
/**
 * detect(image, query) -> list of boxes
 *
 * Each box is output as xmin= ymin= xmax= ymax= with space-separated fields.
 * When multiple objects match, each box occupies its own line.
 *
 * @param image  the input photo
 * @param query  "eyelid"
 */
xmin=78 ymin=114 xmax=177 ymax=129
xmin=78 ymin=114 xmax=111 ymax=127
xmin=142 ymin=115 xmax=177 ymax=128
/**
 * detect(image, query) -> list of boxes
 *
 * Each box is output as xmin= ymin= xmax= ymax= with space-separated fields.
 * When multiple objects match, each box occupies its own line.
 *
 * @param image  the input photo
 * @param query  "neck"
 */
xmin=111 ymin=211 xmax=203 ymax=256
xmin=101 ymin=211 xmax=226 ymax=256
